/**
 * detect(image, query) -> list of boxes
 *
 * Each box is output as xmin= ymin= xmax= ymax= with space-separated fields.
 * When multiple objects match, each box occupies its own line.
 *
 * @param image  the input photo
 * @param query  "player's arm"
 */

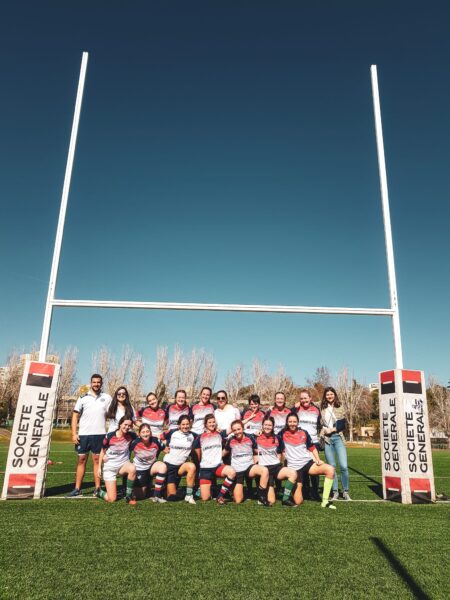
xmin=307 ymin=432 xmax=322 ymax=465
xmin=97 ymin=440 xmax=108 ymax=478
xmin=252 ymin=436 xmax=258 ymax=464
xmin=71 ymin=411 xmax=80 ymax=444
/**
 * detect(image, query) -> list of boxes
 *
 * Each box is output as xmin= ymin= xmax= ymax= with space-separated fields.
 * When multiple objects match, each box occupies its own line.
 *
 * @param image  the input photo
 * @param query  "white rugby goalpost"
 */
xmin=38 ymin=52 xmax=404 ymax=369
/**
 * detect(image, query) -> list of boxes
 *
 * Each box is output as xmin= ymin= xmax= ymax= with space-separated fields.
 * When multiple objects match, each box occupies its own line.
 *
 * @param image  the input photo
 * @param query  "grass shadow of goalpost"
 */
xmin=370 ymin=537 xmax=431 ymax=600
xmin=348 ymin=465 xmax=383 ymax=498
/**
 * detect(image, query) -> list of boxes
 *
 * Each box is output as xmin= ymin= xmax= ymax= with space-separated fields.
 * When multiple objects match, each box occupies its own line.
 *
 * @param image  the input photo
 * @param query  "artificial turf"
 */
xmin=0 ymin=442 xmax=449 ymax=600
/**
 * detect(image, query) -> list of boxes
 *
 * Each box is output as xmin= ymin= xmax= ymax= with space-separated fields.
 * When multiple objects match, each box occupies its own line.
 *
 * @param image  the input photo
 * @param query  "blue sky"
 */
xmin=0 ymin=1 xmax=449 ymax=388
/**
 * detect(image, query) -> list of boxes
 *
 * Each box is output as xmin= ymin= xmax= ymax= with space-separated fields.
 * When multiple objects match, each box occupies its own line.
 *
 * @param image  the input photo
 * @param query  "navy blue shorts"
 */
xmin=199 ymin=464 xmax=226 ymax=484
xmin=235 ymin=465 xmax=253 ymax=485
xmin=75 ymin=434 xmax=104 ymax=455
xmin=135 ymin=469 xmax=152 ymax=488
xmin=296 ymin=460 xmax=315 ymax=484
xmin=166 ymin=463 xmax=182 ymax=485
xmin=267 ymin=464 xmax=282 ymax=486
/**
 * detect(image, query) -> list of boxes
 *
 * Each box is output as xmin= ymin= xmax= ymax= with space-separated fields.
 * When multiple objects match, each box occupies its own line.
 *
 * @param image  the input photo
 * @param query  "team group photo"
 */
xmin=1 ymin=2 xmax=449 ymax=599
xmin=67 ymin=374 xmax=349 ymax=509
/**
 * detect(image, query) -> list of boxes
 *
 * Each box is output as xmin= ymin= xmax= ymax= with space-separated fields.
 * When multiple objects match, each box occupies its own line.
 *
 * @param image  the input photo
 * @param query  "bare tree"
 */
xmin=92 ymin=346 xmax=133 ymax=395
xmin=154 ymin=346 xmax=169 ymax=401
xmin=251 ymin=359 xmax=269 ymax=403
xmin=170 ymin=345 xmax=184 ymax=393
xmin=201 ymin=351 xmax=217 ymax=392
xmin=128 ymin=353 xmax=145 ymax=408
xmin=428 ymin=376 xmax=450 ymax=436
xmin=54 ymin=347 xmax=78 ymax=424
xmin=267 ymin=365 xmax=296 ymax=405
xmin=336 ymin=368 xmax=371 ymax=442
xmin=224 ymin=364 xmax=246 ymax=406
xmin=250 ymin=360 xmax=295 ymax=406
xmin=0 ymin=351 xmax=23 ymax=420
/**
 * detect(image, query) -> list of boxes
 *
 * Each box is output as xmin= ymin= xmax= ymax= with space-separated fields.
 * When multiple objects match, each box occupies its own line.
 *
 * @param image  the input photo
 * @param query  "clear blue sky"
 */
xmin=0 ymin=1 xmax=449 ymax=388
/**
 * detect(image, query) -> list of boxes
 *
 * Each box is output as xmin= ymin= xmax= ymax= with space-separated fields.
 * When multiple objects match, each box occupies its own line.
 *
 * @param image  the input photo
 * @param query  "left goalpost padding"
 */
xmin=1 ymin=361 xmax=61 ymax=500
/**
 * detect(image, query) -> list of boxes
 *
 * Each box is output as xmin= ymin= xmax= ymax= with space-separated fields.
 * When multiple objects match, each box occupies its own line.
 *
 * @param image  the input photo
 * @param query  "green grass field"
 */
xmin=0 ymin=441 xmax=449 ymax=600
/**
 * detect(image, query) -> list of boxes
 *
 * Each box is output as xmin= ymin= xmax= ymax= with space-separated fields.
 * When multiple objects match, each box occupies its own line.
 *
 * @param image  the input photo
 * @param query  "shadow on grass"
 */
xmin=370 ymin=537 xmax=431 ymax=600
xmin=45 ymin=480 xmax=94 ymax=497
xmin=348 ymin=465 xmax=383 ymax=498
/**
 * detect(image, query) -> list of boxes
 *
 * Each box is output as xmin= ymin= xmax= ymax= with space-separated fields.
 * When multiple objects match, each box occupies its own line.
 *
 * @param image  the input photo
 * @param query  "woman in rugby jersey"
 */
xmin=294 ymin=389 xmax=322 ymax=501
xmin=106 ymin=386 xmax=135 ymax=433
xmin=191 ymin=387 xmax=216 ymax=435
xmin=280 ymin=413 xmax=336 ymax=509
xmin=255 ymin=416 xmax=297 ymax=507
xmin=96 ymin=416 xmax=137 ymax=504
xmin=165 ymin=389 xmax=192 ymax=432
xmin=223 ymin=419 xmax=271 ymax=506
xmin=135 ymin=392 xmax=167 ymax=440
xmin=192 ymin=414 xmax=237 ymax=505
xmin=241 ymin=394 xmax=266 ymax=436
xmin=266 ymin=392 xmax=293 ymax=435
xmin=162 ymin=415 xmax=197 ymax=504
xmin=131 ymin=423 xmax=167 ymax=503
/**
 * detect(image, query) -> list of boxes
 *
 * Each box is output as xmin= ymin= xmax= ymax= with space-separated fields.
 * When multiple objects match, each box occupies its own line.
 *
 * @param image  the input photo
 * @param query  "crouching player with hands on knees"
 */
xmin=223 ymin=420 xmax=271 ymax=507
xmin=130 ymin=423 xmax=167 ymax=503
xmin=162 ymin=415 xmax=197 ymax=504
xmin=279 ymin=413 xmax=336 ymax=509
xmin=96 ymin=416 xmax=137 ymax=504
xmin=193 ymin=414 xmax=236 ymax=505
xmin=255 ymin=416 xmax=297 ymax=507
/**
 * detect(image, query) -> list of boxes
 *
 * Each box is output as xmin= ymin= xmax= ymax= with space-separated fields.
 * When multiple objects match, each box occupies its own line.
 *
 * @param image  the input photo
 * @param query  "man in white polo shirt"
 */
xmin=66 ymin=374 xmax=112 ymax=497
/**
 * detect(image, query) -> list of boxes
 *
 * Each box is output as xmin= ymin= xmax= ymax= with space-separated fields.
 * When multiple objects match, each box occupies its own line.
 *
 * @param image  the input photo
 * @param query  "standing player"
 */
xmin=193 ymin=414 xmax=237 ymax=505
xmin=166 ymin=389 xmax=192 ymax=432
xmin=224 ymin=420 xmax=271 ymax=506
xmin=241 ymin=394 xmax=266 ymax=436
xmin=294 ymin=389 xmax=321 ymax=501
xmin=66 ymin=374 xmax=112 ymax=497
xmin=163 ymin=415 xmax=197 ymax=504
xmin=266 ymin=392 xmax=293 ymax=434
xmin=191 ymin=387 xmax=216 ymax=435
xmin=96 ymin=416 xmax=137 ymax=504
xmin=136 ymin=392 xmax=167 ymax=439
xmin=130 ymin=423 xmax=167 ymax=502
xmin=255 ymin=416 xmax=297 ymax=506
xmin=280 ymin=413 xmax=336 ymax=509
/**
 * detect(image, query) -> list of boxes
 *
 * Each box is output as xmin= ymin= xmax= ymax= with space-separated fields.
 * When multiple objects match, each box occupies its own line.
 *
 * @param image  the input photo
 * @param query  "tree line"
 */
xmin=0 ymin=346 xmax=449 ymax=440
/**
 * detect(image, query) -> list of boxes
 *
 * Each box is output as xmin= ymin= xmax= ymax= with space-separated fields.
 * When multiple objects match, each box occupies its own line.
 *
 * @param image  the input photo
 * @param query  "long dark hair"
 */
xmin=262 ymin=416 xmax=276 ymax=442
xmin=283 ymin=412 xmax=299 ymax=433
xmin=321 ymin=386 xmax=341 ymax=410
xmin=107 ymin=386 xmax=134 ymax=420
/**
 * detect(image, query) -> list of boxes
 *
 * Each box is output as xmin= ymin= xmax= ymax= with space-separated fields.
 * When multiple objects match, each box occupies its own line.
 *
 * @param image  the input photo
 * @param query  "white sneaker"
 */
xmin=155 ymin=496 xmax=167 ymax=504
xmin=185 ymin=495 xmax=196 ymax=505
xmin=343 ymin=491 xmax=352 ymax=501
xmin=331 ymin=491 xmax=339 ymax=501
xmin=150 ymin=496 xmax=158 ymax=503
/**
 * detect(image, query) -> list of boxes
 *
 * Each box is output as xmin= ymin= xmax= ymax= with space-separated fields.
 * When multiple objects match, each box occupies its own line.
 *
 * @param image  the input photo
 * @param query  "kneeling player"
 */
xmin=193 ymin=414 xmax=236 ymax=505
xmin=224 ymin=420 xmax=271 ymax=506
xmin=255 ymin=416 xmax=297 ymax=506
xmin=280 ymin=413 xmax=336 ymax=509
xmin=162 ymin=415 xmax=197 ymax=504
xmin=97 ymin=416 xmax=137 ymax=504
xmin=131 ymin=423 xmax=167 ymax=503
